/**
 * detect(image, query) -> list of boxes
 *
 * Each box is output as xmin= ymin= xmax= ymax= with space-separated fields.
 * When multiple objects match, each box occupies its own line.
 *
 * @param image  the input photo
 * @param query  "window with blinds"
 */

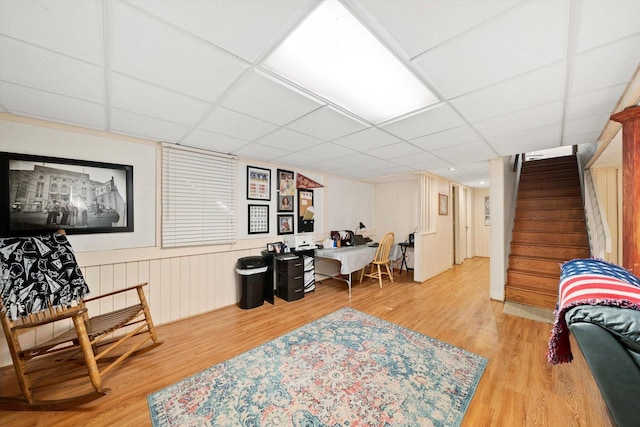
xmin=162 ymin=143 xmax=237 ymax=247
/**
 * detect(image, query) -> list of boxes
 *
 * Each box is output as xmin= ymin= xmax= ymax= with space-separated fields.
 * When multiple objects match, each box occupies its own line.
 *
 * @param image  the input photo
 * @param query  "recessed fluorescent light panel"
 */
xmin=263 ymin=0 xmax=439 ymax=124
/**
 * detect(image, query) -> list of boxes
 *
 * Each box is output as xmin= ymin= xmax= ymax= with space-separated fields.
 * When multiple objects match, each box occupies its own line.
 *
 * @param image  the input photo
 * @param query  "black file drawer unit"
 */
xmin=275 ymin=255 xmax=304 ymax=302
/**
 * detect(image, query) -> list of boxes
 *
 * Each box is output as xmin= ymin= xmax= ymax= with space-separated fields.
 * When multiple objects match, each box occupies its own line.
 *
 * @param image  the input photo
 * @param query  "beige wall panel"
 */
xmin=148 ymin=259 xmax=162 ymax=325
xmin=159 ymin=258 xmax=172 ymax=324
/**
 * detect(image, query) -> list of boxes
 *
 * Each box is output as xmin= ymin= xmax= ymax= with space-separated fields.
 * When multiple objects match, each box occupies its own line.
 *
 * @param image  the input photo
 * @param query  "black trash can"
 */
xmin=236 ymin=256 xmax=268 ymax=309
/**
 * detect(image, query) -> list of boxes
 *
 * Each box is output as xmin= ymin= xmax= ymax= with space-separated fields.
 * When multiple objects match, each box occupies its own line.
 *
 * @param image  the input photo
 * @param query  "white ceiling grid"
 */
xmin=0 ymin=0 xmax=638 ymax=187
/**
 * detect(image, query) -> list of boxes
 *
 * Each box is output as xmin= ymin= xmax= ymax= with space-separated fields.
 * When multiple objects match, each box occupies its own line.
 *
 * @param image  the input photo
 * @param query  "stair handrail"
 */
xmin=582 ymin=168 xmax=611 ymax=259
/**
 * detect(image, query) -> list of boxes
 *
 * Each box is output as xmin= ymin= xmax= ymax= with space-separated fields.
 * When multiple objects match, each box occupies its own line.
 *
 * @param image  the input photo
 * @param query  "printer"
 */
xmin=284 ymin=234 xmax=315 ymax=250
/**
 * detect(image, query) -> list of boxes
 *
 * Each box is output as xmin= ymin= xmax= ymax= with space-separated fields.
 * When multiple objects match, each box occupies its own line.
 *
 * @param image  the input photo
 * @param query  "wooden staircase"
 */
xmin=505 ymin=155 xmax=590 ymax=309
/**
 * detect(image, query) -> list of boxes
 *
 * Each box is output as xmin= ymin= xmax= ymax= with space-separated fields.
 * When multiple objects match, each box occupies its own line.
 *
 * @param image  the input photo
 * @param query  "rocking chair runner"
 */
xmin=0 ymin=231 xmax=161 ymax=410
xmin=359 ymin=232 xmax=395 ymax=288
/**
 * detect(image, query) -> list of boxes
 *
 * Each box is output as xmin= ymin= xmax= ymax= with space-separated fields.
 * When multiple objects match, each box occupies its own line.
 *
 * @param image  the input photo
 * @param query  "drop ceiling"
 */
xmin=0 ymin=0 xmax=638 ymax=188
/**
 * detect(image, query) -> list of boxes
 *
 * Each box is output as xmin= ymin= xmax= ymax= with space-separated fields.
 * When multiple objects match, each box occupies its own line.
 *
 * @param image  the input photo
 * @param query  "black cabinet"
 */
xmin=275 ymin=255 xmax=304 ymax=302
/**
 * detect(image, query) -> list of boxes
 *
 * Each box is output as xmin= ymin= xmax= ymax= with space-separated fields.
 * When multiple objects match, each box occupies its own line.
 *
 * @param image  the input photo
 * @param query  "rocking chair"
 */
xmin=359 ymin=232 xmax=395 ymax=288
xmin=0 ymin=231 xmax=161 ymax=410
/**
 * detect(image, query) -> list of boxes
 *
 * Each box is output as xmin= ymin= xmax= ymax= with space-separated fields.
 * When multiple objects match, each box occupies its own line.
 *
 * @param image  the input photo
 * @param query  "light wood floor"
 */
xmin=0 ymin=257 xmax=612 ymax=426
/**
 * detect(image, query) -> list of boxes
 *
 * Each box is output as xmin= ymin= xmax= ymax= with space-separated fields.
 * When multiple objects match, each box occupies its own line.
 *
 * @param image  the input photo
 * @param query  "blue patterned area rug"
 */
xmin=148 ymin=308 xmax=487 ymax=426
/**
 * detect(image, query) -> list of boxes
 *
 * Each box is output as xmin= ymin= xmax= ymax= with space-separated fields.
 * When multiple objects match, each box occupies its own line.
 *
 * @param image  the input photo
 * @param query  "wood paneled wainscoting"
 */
xmin=0 ymin=257 xmax=611 ymax=426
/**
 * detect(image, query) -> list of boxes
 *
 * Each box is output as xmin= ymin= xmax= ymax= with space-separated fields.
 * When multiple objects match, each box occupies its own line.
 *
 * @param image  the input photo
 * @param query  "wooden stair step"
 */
xmin=522 ymin=155 xmax=576 ymax=168
xmin=512 ymin=231 xmax=589 ymax=247
xmin=515 ymin=209 xmax=585 ymax=221
xmin=507 ymin=270 xmax=559 ymax=290
xmin=509 ymin=255 xmax=562 ymax=276
xmin=514 ymin=219 xmax=586 ymax=233
xmin=518 ymin=187 xmax=582 ymax=199
xmin=519 ymin=170 xmax=579 ymax=182
xmin=510 ymin=243 xmax=590 ymax=261
xmin=518 ymin=177 xmax=580 ymax=190
xmin=517 ymin=197 xmax=583 ymax=210
xmin=505 ymin=287 xmax=558 ymax=309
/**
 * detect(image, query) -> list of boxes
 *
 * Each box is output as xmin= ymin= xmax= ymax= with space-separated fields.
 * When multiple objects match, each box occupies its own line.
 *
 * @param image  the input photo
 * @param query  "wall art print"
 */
xmin=247 ymin=166 xmax=271 ymax=201
xmin=0 ymin=151 xmax=133 ymax=237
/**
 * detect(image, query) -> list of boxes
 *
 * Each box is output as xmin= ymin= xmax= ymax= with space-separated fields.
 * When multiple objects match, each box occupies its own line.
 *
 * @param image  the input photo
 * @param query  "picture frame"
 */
xmin=277 ymin=169 xmax=295 ymax=196
xmin=277 ymin=169 xmax=295 ymax=212
xmin=248 ymin=204 xmax=269 ymax=234
xmin=438 ymin=193 xmax=448 ymax=216
xmin=484 ymin=195 xmax=491 ymax=226
xmin=0 ymin=151 xmax=134 ymax=236
xmin=247 ymin=166 xmax=271 ymax=201
xmin=278 ymin=195 xmax=294 ymax=212
xmin=277 ymin=214 xmax=294 ymax=235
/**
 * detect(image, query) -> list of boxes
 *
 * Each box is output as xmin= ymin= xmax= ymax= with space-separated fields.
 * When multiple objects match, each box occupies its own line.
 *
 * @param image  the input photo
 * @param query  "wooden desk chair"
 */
xmin=359 ymin=232 xmax=395 ymax=288
xmin=0 ymin=231 xmax=161 ymax=410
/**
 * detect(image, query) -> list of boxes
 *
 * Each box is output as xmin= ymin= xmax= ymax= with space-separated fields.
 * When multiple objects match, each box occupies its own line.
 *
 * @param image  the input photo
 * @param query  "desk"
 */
xmin=314 ymin=245 xmax=401 ymax=296
xmin=399 ymin=242 xmax=414 ymax=273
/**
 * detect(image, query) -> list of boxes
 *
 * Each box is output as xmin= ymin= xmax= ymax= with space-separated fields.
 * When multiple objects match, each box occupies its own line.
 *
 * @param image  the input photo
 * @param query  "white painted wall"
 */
xmin=489 ymin=156 xmax=519 ymax=301
xmin=474 ymin=188 xmax=491 ymax=257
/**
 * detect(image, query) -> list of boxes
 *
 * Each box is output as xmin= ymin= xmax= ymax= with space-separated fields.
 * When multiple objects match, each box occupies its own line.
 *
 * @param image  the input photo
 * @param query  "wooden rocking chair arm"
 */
xmin=82 ymin=282 xmax=148 ymax=302
xmin=11 ymin=307 xmax=88 ymax=330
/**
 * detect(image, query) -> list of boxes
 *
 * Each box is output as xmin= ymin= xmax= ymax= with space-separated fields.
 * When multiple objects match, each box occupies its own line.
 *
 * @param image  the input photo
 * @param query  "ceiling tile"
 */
xmin=286 ymin=106 xmax=369 ymax=140
xmin=392 ymin=151 xmax=454 ymax=170
xmin=563 ymin=114 xmax=609 ymax=137
xmin=0 ymin=0 xmax=104 ymax=64
xmin=0 ymin=37 xmax=104 ymax=103
xmin=415 ymin=0 xmax=570 ymax=98
xmin=367 ymin=142 xmax=424 ymax=160
xmin=332 ymin=127 xmax=401 ymax=151
xmin=303 ymin=142 xmax=357 ymax=160
xmin=222 ymin=70 xmax=324 ymax=125
xmin=565 ymin=84 xmax=626 ymax=121
xmin=255 ymin=128 xmax=323 ymax=151
xmin=198 ymin=107 xmax=278 ymax=141
xmin=430 ymin=140 xmax=497 ymax=165
xmin=353 ymin=0 xmax=519 ymax=58
xmin=305 ymin=159 xmax=345 ymax=173
xmin=576 ymin=0 xmax=640 ymax=53
xmin=569 ymin=34 xmax=640 ymax=96
xmin=0 ymin=82 xmax=106 ymax=130
xmin=110 ymin=108 xmax=190 ymax=142
xmin=381 ymin=103 xmax=466 ymax=140
xmin=563 ymin=132 xmax=601 ymax=147
xmin=473 ymin=100 xmax=563 ymax=139
xmin=409 ymin=125 xmax=481 ymax=151
xmin=233 ymin=142 xmax=289 ymax=162
xmin=111 ymin=1 xmax=249 ymax=102
xmin=273 ymin=151 xmax=320 ymax=167
xmin=111 ymin=73 xmax=211 ymax=125
xmin=450 ymin=62 xmax=566 ymax=123
xmin=181 ymin=129 xmax=248 ymax=153
xmin=487 ymin=123 xmax=561 ymax=156
xmin=130 ymin=0 xmax=317 ymax=63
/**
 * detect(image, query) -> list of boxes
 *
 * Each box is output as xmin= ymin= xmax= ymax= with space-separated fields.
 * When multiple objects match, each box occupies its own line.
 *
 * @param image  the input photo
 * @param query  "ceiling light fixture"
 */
xmin=263 ymin=0 xmax=439 ymax=124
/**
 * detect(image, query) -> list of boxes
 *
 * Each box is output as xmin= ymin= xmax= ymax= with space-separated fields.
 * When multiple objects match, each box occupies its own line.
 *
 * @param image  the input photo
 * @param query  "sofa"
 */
xmin=566 ymin=305 xmax=640 ymax=427
xmin=548 ymin=258 xmax=640 ymax=427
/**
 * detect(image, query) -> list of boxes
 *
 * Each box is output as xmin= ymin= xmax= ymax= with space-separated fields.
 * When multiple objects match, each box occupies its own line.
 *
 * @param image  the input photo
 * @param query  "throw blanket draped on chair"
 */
xmin=547 ymin=258 xmax=640 ymax=364
xmin=0 ymin=233 xmax=89 ymax=320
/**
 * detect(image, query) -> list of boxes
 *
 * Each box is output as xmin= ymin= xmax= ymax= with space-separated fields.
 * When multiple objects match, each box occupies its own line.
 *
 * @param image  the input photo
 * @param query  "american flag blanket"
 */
xmin=547 ymin=258 xmax=640 ymax=364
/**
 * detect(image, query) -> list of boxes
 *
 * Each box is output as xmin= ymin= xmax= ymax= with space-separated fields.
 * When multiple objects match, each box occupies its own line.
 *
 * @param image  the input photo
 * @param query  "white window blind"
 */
xmin=162 ymin=143 xmax=237 ymax=247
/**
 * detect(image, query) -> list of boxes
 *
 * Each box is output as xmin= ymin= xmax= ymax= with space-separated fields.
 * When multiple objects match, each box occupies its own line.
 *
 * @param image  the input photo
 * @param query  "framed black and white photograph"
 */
xmin=278 ymin=195 xmax=293 ymax=212
xmin=277 ymin=214 xmax=294 ymax=235
xmin=0 ymin=151 xmax=133 ymax=237
xmin=248 ymin=204 xmax=269 ymax=234
xmin=247 ymin=166 xmax=271 ymax=201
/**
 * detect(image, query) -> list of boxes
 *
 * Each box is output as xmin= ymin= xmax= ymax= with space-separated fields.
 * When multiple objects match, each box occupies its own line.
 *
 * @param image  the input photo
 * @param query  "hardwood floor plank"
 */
xmin=0 ymin=257 xmax=612 ymax=426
